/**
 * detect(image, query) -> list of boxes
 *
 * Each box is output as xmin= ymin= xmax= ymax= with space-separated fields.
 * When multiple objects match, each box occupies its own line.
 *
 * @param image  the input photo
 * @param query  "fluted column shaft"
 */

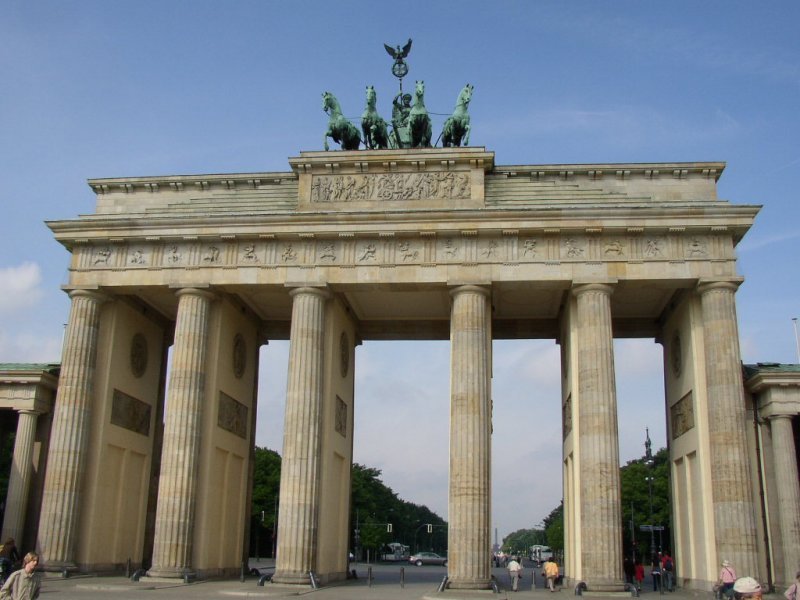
xmin=37 ymin=289 xmax=106 ymax=570
xmin=573 ymin=283 xmax=624 ymax=590
xmin=273 ymin=287 xmax=329 ymax=585
xmin=1 ymin=410 xmax=39 ymax=544
xmin=448 ymin=285 xmax=492 ymax=590
xmin=698 ymin=281 xmax=758 ymax=575
xmin=148 ymin=288 xmax=214 ymax=578
xmin=770 ymin=415 xmax=800 ymax=586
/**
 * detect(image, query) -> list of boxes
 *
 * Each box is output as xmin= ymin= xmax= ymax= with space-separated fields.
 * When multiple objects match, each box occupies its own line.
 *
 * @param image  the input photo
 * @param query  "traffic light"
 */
xmin=387 ymin=523 xmax=392 ymax=533
xmin=427 ymin=524 xmax=433 ymax=533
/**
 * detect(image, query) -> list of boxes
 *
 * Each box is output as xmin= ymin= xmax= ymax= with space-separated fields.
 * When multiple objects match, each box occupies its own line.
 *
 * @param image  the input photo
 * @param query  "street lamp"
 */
xmin=644 ymin=427 xmax=655 ymax=565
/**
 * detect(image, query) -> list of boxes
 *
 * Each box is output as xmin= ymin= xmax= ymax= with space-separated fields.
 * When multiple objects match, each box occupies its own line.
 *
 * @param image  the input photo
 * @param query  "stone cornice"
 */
xmin=492 ymin=161 xmax=726 ymax=181
xmin=87 ymin=171 xmax=296 ymax=195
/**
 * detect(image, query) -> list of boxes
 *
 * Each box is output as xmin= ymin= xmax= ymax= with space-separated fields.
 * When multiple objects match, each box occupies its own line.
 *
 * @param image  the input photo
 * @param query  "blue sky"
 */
xmin=1 ymin=1 xmax=798 ymax=541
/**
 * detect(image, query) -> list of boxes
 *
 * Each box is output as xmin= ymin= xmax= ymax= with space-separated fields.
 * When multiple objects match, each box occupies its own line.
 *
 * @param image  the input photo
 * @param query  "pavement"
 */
xmin=31 ymin=560 xmax=784 ymax=600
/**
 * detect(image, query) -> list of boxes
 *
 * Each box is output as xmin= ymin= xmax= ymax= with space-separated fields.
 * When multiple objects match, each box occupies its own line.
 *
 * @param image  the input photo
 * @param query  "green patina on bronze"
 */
xmin=361 ymin=86 xmax=389 ymax=150
xmin=321 ymin=40 xmax=474 ymax=151
xmin=322 ymin=91 xmax=361 ymax=151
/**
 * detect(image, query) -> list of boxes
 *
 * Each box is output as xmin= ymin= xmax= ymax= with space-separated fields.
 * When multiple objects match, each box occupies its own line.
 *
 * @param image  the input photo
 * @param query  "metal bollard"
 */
xmin=368 ymin=566 xmax=373 ymax=587
xmin=400 ymin=566 xmax=405 ymax=588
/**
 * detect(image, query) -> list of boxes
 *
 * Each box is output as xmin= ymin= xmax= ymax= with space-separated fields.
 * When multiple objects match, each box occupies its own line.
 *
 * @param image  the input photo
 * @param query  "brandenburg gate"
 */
xmin=37 ymin=146 xmax=776 ymax=590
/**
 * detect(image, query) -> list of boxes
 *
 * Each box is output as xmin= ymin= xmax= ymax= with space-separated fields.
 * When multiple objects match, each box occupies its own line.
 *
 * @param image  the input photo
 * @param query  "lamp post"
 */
xmin=644 ymin=428 xmax=655 ymax=565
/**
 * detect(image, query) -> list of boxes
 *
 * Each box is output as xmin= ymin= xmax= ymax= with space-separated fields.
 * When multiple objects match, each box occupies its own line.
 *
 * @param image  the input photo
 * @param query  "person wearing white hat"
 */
xmin=733 ymin=576 xmax=762 ymax=600
xmin=717 ymin=561 xmax=737 ymax=599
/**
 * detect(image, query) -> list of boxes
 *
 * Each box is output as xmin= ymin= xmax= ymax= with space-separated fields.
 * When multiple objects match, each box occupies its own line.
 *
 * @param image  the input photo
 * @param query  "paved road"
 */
xmin=32 ymin=560 xmax=782 ymax=600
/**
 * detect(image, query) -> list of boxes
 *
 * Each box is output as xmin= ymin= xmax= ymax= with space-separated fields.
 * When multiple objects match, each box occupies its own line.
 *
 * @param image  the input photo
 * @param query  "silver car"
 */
xmin=409 ymin=551 xmax=448 ymax=566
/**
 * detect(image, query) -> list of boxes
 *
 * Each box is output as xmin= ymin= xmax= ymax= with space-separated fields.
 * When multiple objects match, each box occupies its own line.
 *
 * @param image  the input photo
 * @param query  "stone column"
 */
xmin=273 ymin=287 xmax=329 ymax=585
xmin=573 ymin=283 xmax=624 ymax=591
xmin=1 ymin=410 xmax=39 ymax=544
xmin=37 ymin=289 xmax=106 ymax=571
xmin=448 ymin=285 xmax=492 ymax=590
xmin=698 ymin=280 xmax=758 ymax=575
xmin=147 ymin=288 xmax=215 ymax=579
xmin=769 ymin=414 xmax=800 ymax=585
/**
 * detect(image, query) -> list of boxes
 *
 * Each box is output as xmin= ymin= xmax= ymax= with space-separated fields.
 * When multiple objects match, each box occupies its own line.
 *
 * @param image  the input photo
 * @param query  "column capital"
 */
xmin=571 ymin=281 xmax=616 ymax=297
xmin=288 ymin=286 xmax=331 ymax=300
xmin=449 ymin=284 xmax=491 ymax=299
xmin=697 ymin=277 xmax=744 ymax=295
xmin=172 ymin=286 xmax=217 ymax=302
xmin=769 ymin=413 xmax=796 ymax=422
xmin=65 ymin=288 xmax=109 ymax=304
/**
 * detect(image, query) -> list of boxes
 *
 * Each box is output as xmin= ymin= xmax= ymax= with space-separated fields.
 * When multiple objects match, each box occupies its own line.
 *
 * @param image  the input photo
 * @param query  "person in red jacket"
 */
xmin=661 ymin=552 xmax=675 ymax=591
xmin=635 ymin=561 xmax=645 ymax=591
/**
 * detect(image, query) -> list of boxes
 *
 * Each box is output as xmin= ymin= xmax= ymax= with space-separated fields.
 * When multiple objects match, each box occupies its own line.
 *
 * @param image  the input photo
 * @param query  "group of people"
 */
xmin=0 ymin=538 xmax=40 ymax=599
xmin=505 ymin=556 xmax=560 ymax=593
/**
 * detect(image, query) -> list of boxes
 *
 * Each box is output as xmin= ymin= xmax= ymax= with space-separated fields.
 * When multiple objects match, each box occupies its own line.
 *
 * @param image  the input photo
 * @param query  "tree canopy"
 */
xmin=248 ymin=451 xmax=448 ymax=558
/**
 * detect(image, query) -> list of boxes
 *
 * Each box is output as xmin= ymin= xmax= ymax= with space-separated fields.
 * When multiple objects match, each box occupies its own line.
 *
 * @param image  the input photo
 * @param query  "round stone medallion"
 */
xmin=339 ymin=332 xmax=349 ymax=378
xmin=130 ymin=333 xmax=148 ymax=378
xmin=670 ymin=331 xmax=682 ymax=378
xmin=233 ymin=333 xmax=246 ymax=379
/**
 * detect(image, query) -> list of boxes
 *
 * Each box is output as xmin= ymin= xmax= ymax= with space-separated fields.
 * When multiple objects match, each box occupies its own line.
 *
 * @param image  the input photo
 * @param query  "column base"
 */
xmin=41 ymin=561 xmax=77 ymax=576
xmin=145 ymin=566 xmax=196 ymax=580
xmin=447 ymin=578 xmax=493 ymax=590
xmin=271 ymin=570 xmax=311 ymax=585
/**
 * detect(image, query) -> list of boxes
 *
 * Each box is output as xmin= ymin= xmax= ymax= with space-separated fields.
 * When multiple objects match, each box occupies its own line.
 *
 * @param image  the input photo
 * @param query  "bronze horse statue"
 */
xmin=441 ymin=83 xmax=474 ymax=147
xmin=322 ymin=91 xmax=361 ymax=151
xmin=360 ymin=86 xmax=389 ymax=150
xmin=408 ymin=80 xmax=432 ymax=148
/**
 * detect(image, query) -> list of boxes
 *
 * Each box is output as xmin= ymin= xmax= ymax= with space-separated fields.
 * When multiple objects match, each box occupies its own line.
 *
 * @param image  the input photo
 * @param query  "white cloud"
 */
xmin=0 ymin=330 xmax=63 ymax=363
xmin=0 ymin=262 xmax=44 ymax=313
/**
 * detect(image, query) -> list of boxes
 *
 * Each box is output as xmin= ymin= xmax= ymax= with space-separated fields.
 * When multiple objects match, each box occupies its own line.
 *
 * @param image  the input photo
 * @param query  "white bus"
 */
xmin=381 ymin=542 xmax=410 ymax=561
xmin=529 ymin=544 xmax=553 ymax=565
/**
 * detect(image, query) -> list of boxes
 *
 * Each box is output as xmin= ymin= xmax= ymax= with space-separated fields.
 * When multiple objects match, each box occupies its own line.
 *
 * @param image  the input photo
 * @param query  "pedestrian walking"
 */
xmin=784 ymin=571 xmax=800 ymax=600
xmin=661 ymin=552 xmax=675 ymax=591
xmin=507 ymin=557 xmax=523 ymax=592
xmin=717 ymin=560 xmax=737 ymax=599
xmin=0 ymin=552 xmax=40 ymax=600
xmin=544 ymin=557 xmax=560 ymax=592
xmin=635 ymin=561 xmax=645 ymax=592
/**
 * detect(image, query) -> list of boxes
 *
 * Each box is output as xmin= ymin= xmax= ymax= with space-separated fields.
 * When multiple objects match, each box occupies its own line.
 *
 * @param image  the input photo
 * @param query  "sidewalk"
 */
xmin=32 ymin=563 xmax=786 ymax=600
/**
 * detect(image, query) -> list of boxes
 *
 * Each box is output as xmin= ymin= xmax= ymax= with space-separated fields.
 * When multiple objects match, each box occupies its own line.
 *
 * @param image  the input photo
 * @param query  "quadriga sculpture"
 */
xmin=441 ymin=83 xmax=473 ymax=147
xmin=322 ymin=91 xmax=361 ymax=151
xmin=408 ymin=80 xmax=432 ymax=148
xmin=360 ymin=86 xmax=389 ymax=150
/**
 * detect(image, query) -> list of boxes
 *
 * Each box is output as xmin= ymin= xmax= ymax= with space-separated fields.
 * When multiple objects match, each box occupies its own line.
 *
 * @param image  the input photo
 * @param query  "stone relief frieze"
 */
xmin=687 ymin=237 xmax=708 ymax=257
xmin=644 ymin=238 xmax=665 ymax=258
xmin=670 ymin=391 xmax=694 ymax=440
xmin=563 ymin=238 xmax=585 ymax=259
xmin=111 ymin=389 xmax=151 ymax=437
xmin=81 ymin=231 xmax=732 ymax=272
xmin=522 ymin=239 xmax=538 ymax=257
xmin=93 ymin=247 xmax=112 ymax=265
xmin=218 ymin=391 xmax=248 ymax=439
xmin=358 ymin=243 xmax=377 ymax=262
xmin=398 ymin=241 xmax=419 ymax=262
xmin=130 ymin=249 xmax=147 ymax=265
xmin=202 ymin=245 xmax=221 ymax=264
xmin=335 ymin=396 xmax=347 ymax=437
xmin=310 ymin=171 xmax=471 ymax=203
xmin=165 ymin=244 xmax=184 ymax=265
xmin=241 ymin=244 xmax=259 ymax=263
xmin=603 ymin=239 xmax=625 ymax=256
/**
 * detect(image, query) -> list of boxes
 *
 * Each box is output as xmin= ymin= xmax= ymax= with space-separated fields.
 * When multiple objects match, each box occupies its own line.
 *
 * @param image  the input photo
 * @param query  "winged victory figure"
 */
xmin=384 ymin=38 xmax=413 ymax=63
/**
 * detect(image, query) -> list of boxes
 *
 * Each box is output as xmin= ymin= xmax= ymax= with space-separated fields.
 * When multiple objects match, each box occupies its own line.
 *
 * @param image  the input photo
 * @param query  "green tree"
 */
xmin=621 ymin=447 xmax=671 ymax=561
xmin=349 ymin=463 xmax=448 ymax=557
xmin=502 ymin=528 xmax=545 ymax=554
xmin=543 ymin=502 xmax=564 ymax=552
xmin=250 ymin=447 xmax=281 ymax=557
